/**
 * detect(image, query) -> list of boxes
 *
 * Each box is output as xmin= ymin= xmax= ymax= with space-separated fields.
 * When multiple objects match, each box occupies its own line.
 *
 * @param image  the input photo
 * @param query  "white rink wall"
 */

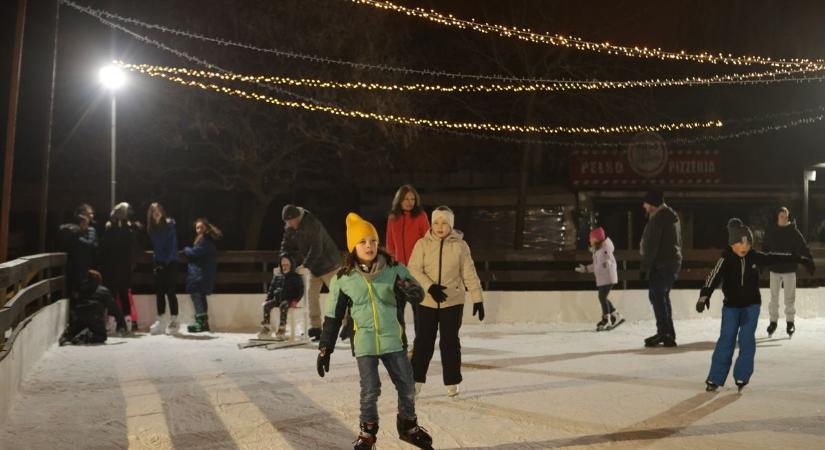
xmin=0 ymin=300 xmax=68 ymax=425
xmin=131 ymin=288 xmax=825 ymax=331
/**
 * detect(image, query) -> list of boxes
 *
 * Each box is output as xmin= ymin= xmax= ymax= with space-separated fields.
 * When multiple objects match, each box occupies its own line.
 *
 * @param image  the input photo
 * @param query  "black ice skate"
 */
xmin=596 ymin=316 xmax=609 ymax=331
xmin=767 ymin=321 xmax=777 ymax=337
xmin=735 ymin=380 xmax=748 ymax=392
xmin=353 ymin=421 xmax=378 ymax=450
xmin=397 ymin=415 xmax=433 ymax=449
xmin=705 ymin=381 xmax=719 ymax=392
xmin=786 ymin=321 xmax=795 ymax=338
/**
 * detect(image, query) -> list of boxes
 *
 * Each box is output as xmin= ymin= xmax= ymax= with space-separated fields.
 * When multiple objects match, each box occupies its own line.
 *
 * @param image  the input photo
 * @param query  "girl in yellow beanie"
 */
xmin=316 ymin=213 xmax=434 ymax=450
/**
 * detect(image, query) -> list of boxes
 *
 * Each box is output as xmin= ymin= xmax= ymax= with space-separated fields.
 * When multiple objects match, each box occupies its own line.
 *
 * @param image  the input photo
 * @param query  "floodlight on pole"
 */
xmin=98 ymin=64 xmax=125 ymax=90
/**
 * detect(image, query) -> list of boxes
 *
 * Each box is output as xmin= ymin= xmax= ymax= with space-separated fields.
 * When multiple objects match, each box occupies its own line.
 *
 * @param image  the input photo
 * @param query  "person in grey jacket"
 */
xmin=280 ymin=205 xmax=343 ymax=339
xmin=640 ymin=190 xmax=682 ymax=348
xmin=762 ymin=207 xmax=813 ymax=337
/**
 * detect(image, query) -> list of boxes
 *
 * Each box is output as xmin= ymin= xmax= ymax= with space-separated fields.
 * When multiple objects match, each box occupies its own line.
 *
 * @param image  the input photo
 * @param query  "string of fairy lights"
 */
xmin=124 ymin=64 xmax=724 ymax=135
xmin=349 ymin=0 xmax=825 ymax=70
xmin=119 ymin=62 xmax=825 ymax=93
xmin=61 ymin=0 xmax=825 ymax=88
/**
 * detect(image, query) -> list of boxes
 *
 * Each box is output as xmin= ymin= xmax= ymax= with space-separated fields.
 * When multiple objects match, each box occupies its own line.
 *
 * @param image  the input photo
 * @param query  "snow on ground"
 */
xmin=2 ymin=318 xmax=825 ymax=450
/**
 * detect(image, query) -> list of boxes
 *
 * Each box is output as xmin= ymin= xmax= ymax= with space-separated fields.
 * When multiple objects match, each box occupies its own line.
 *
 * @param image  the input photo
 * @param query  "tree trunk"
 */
xmin=244 ymin=195 xmax=276 ymax=250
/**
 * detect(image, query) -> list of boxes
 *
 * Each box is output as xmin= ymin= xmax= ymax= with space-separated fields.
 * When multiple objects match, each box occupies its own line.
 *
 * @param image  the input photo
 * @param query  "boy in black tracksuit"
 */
xmin=260 ymin=253 xmax=305 ymax=340
xmin=696 ymin=218 xmax=815 ymax=392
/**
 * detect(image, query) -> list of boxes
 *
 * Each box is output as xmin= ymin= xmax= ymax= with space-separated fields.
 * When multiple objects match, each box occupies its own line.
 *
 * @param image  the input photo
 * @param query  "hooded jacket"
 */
xmin=763 ymin=221 xmax=812 ymax=273
xmin=407 ymin=229 xmax=483 ymax=309
xmin=279 ymin=208 xmax=342 ymax=277
xmin=184 ymin=236 xmax=218 ymax=295
xmin=319 ymin=254 xmax=423 ymax=357
xmin=586 ymin=237 xmax=619 ymax=286
xmin=700 ymin=247 xmax=806 ymax=308
xmin=386 ymin=211 xmax=430 ymax=266
xmin=640 ymin=204 xmax=683 ymax=270
xmin=266 ymin=254 xmax=304 ymax=302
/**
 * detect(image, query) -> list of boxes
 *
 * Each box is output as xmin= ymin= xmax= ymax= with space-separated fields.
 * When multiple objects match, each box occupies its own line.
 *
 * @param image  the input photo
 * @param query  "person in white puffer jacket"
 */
xmin=575 ymin=227 xmax=625 ymax=331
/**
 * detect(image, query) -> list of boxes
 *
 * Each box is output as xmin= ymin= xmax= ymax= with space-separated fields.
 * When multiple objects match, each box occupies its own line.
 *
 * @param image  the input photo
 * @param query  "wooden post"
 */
xmin=38 ymin=0 xmax=60 ymax=253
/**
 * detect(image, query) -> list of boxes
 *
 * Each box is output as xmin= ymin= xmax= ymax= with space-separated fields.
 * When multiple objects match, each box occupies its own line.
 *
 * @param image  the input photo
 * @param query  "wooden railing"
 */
xmin=0 ymin=253 xmax=66 ymax=361
xmin=128 ymin=248 xmax=825 ymax=293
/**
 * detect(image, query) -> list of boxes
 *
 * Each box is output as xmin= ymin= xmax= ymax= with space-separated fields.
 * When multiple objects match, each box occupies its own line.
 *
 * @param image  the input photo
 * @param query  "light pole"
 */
xmin=98 ymin=64 xmax=125 ymax=208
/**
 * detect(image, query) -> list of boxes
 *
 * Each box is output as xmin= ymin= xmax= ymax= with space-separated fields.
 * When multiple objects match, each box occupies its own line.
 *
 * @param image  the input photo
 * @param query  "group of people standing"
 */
xmin=59 ymin=201 xmax=224 ymax=344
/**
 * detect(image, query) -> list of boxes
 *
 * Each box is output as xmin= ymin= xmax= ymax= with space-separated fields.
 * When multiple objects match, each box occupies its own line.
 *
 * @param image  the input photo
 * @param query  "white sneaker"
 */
xmin=125 ymin=317 xmax=133 ymax=333
xmin=106 ymin=316 xmax=116 ymax=334
xmin=149 ymin=317 xmax=167 ymax=335
xmin=167 ymin=316 xmax=179 ymax=334
xmin=274 ymin=326 xmax=287 ymax=341
xmin=415 ymin=382 xmax=423 ymax=396
xmin=447 ymin=384 xmax=460 ymax=397
xmin=257 ymin=325 xmax=271 ymax=340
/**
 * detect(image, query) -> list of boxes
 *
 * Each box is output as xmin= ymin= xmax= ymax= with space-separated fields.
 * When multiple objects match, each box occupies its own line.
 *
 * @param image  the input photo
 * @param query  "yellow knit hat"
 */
xmin=346 ymin=212 xmax=379 ymax=252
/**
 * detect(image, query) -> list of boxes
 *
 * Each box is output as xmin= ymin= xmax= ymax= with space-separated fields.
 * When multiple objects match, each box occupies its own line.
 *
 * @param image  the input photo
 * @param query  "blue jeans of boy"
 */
xmin=190 ymin=292 xmax=208 ymax=314
xmin=707 ymin=304 xmax=760 ymax=385
xmin=356 ymin=350 xmax=417 ymax=424
xmin=648 ymin=263 xmax=680 ymax=337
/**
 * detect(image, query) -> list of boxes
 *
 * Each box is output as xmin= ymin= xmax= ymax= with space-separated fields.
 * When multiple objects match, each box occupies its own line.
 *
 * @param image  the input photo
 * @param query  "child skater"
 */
xmin=316 ymin=213 xmax=433 ymax=450
xmin=408 ymin=205 xmax=484 ymax=398
xmin=575 ymin=227 xmax=625 ymax=331
xmin=259 ymin=253 xmax=304 ymax=340
xmin=697 ymin=218 xmax=814 ymax=392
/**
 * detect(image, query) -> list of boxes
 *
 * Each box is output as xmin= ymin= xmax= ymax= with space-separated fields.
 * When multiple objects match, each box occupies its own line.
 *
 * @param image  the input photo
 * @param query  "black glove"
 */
xmin=427 ymin=284 xmax=448 ymax=303
xmin=800 ymin=256 xmax=816 ymax=276
xmin=317 ymin=347 xmax=331 ymax=378
xmin=473 ymin=302 xmax=485 ymax=321
xmin=395 ymin=276 xmax=425 ymax=304
xmin=696 ymin=296 xmax=710 ymax=313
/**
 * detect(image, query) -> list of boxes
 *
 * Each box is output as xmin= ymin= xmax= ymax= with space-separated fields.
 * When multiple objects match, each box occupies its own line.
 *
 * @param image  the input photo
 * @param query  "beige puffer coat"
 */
xmin=407 ymin=229 xmax=483 ymax=309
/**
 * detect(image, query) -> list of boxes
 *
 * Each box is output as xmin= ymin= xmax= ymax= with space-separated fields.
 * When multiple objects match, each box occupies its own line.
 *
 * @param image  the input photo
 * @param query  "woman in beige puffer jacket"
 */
xmin=408 ymin=206 xmax=484 ymax=397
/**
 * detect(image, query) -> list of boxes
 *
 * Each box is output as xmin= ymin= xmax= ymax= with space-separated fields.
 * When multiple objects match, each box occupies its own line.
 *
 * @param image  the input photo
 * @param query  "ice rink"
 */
xmin=2 ymin=318 xmax=824 ymax=449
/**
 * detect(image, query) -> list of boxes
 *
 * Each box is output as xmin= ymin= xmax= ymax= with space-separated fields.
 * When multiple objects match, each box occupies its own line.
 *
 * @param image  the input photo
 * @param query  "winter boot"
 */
xmin=447 ymin=384 xmax=460 ymax=398
xmin=353 ymin=421 xmax=378 ymax=450
xmin=308 ymin=327 xmax=322 ymax=342
xmin=786 ymin=321 xmax=795 ymax=338
xmin=608 ymin=311 xmax=625 ymax=330
xmin=167 ymin=315 xmax=179 ymax=334
xmin=257 ymin=324 xmax=272 ymax=340
xmin=187 ymin=313 xmax=210 ymax=333
xmin=705 ymin=380 xmax=719 ymax=392
xmin=397 ymin=415 xmax=433 ymax=449
xmin=274 ymin=325 xmax=287 ymax=341
xmin=735 ymin=380 xmax=748 ymax=392
xmin=644 ymin=334 xmax=663 ymax=347
xmin=662 ymin=334 xmax=677 ymax=347
xmin=149 ymin=316 xmax=167 ymax=335
xmin=767 ymin=321 xmax=777 ymax=337
xmin=596 ymin=315 xmax=609 ymax=331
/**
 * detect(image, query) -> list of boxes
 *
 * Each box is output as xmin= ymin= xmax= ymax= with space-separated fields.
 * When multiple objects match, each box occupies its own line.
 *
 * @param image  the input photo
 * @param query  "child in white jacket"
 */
xmin=576 ymin=227 xmax=625 ymax=331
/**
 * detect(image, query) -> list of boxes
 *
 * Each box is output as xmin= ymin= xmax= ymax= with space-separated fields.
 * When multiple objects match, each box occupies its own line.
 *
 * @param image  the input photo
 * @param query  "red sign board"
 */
xmin=570 ymin=149 xmax=721 ymax=186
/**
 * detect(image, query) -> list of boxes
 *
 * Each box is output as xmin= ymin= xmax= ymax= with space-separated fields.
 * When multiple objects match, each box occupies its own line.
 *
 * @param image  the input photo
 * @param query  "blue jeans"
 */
xmin=356 ymin=350 xmax=416 ymax=424
xmin=708 ymin=304 xmax=760 ymax=385
xmin=190 ymin=292 xmax=208 ymax=314
xmin=648 ymin=263 xmax=680 ymax=337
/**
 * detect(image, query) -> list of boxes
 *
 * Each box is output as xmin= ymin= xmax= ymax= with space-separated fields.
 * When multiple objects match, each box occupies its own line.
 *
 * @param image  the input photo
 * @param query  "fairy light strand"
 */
xmin=125 ymin=65 xmax=724 ymax=135
xmin=349 ymin=0 xmax=825 ymax=69
xmin=121 ymin=62 xmax=825 ymax=94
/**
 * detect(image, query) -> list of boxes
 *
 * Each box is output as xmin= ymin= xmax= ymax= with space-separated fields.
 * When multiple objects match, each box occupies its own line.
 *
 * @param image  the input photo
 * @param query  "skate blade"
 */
xmin=606 ymin=319 xmax=625 ymax=331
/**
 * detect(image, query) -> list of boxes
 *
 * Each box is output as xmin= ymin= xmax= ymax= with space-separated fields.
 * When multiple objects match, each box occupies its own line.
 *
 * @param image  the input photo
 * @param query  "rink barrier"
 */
xmin=128 ymin=248 xmax=825 ymax=293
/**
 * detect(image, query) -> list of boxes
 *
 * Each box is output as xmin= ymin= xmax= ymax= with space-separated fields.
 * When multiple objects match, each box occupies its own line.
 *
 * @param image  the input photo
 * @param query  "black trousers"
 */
xmin=154 ymin=261 xmax=179 ymax=316
xmin=263 ymin=299 xmax=290 ymax=326
xmin=597 ymin=285 xmax=616 ymax=315
xmin=411 ymin=304 xmax=464 ymax=385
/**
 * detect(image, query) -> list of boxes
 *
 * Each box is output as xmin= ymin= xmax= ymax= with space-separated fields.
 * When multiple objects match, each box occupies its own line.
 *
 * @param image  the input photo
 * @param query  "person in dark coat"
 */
xmin=259 ymin=253 xmax=305 ymax=340
xmin=100 ymin=202 xmax=141 ymax=332
xmin=279 ymin=205 xmax=342 ymax=340
xmin=184 ymin=218 xmax=221 ymax=333
xmin=762 ymin=206 xmax=813 ymax=337
xmin=696 ymin=218 xmax=814 ymax=392
xmin=640 ymin=190 xmax=683 ymax=348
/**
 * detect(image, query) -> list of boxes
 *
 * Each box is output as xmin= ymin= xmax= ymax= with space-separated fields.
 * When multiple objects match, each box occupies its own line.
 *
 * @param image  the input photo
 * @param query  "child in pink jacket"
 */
xmin=576 ymin=227 xmax=625 ymax=331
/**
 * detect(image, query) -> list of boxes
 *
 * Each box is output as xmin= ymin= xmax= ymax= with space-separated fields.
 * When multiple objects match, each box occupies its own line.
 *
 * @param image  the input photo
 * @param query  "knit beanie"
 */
xmin=431 ymin=206 xmax=455 ymax=228
xmin=282 ymin=204 xmax=301 ymax=221
xmin=346 ymin=212 xmax=379 ymax=252
xmin=589 ymin=227 xmax=606 ymax=242
xmin=727 ymin=218 xmax=753 ymax=246
xmin=643 ymin=190 xmax=664 ymax=207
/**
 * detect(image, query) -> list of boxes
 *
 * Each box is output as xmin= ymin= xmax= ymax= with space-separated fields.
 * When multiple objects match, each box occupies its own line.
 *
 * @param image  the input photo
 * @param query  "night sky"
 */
xmin=3 ymin=0 xmax=825 ymax=257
